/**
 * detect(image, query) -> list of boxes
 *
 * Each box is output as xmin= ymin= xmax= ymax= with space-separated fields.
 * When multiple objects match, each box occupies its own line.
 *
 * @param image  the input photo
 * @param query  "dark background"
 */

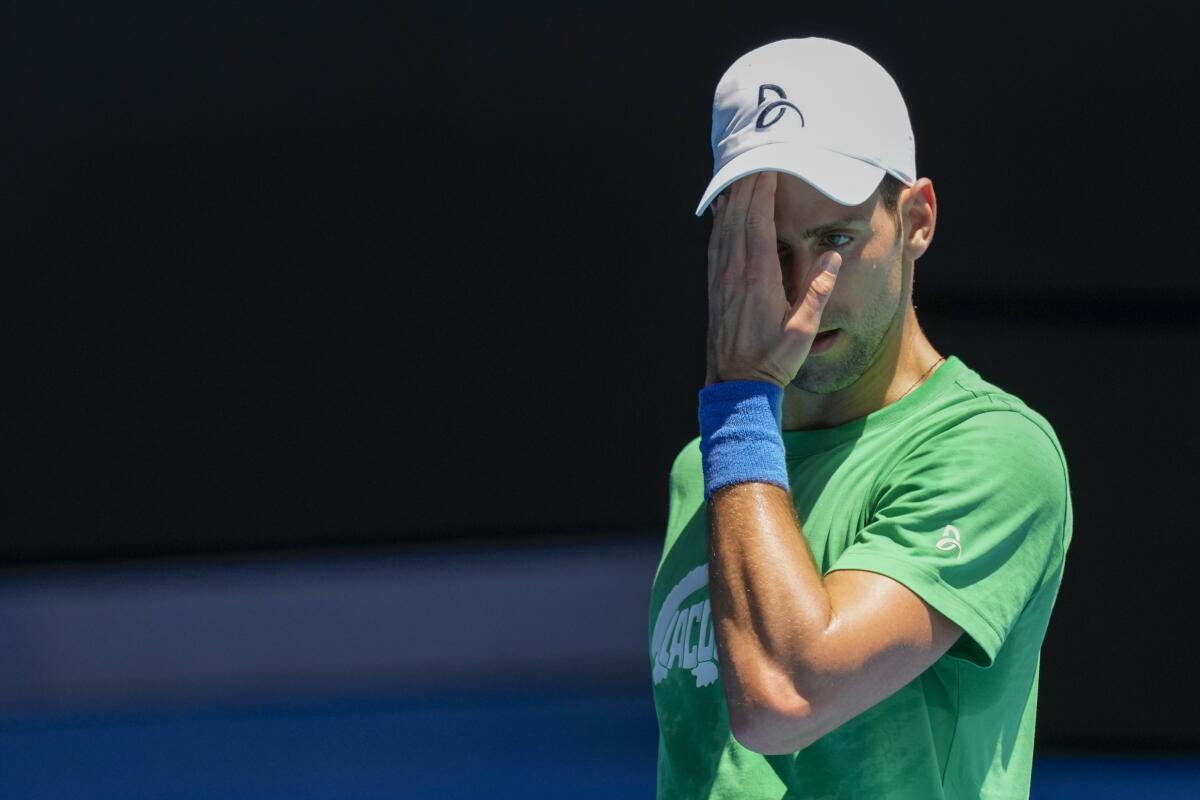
xmin=2 ymin=0 xmax=1197 ymax=754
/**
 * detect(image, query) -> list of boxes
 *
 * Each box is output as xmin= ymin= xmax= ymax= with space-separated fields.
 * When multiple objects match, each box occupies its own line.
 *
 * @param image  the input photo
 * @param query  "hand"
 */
xmin=705 ymin=171 xmax=841 ymax=387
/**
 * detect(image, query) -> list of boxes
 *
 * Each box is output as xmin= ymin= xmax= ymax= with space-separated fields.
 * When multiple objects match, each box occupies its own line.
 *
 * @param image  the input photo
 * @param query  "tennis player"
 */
xmin=649 ymin=38 xmax=1073 ymax=798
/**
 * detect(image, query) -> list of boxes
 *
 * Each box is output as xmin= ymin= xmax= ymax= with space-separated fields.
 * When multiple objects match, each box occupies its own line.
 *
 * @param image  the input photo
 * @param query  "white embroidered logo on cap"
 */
xmin=936 ymin=525 xmax=962 ymax=559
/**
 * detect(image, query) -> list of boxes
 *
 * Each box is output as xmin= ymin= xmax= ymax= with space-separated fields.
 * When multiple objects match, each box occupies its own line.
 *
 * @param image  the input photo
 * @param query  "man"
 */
xmin=649 ymin=38 xmax=1073 ymax=798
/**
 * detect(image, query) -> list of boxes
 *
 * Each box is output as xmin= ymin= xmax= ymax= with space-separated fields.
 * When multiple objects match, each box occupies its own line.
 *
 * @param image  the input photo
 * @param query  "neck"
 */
xmin=782 ymin=302 xmax=943 ymax=431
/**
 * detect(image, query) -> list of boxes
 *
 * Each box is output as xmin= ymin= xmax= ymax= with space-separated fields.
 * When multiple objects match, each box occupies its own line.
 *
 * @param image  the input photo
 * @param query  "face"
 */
xmin=773 ymin=173 xmax=906 ymax=395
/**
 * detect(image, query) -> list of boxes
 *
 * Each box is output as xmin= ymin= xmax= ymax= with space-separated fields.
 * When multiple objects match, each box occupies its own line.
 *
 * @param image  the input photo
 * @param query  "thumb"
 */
xmin=789 ymin=251 xmax=841 ymax=325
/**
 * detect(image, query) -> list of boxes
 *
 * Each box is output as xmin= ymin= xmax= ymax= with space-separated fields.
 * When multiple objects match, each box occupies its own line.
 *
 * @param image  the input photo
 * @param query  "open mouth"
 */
xmin=811 ymin=328 xmax=841 ymax=354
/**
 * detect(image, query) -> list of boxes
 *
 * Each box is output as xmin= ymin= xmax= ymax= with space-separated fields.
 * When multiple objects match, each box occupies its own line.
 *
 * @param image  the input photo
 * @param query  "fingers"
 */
xmin=717 ymin=174 xmax=755 ymax=287
xmin=706 ymin=192 xmax=727 ymax=290
xmin=708 ymin=173 xmax=773 ymax=286
xmin=706 ymin=190 xmax=731 ymax=383
xmin=744 ymin=172 xmax=778 ymax=287
xmin=705 ymin=172 xmax=786 ymax=384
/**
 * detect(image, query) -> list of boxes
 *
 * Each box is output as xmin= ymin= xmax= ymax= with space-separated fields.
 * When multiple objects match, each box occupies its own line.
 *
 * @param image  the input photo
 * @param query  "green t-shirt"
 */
xmin=649 ymin=355 xmax=1073 ymax=799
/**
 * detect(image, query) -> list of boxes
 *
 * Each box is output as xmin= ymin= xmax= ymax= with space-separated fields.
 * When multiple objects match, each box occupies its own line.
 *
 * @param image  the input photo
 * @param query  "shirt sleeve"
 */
xmin=825 ymin=409 xmax=1071 ymax=668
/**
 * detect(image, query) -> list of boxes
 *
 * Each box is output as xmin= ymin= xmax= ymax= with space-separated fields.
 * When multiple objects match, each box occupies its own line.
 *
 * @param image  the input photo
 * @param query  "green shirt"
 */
xmin=649 ymin=355 xmax=1073 ymax=799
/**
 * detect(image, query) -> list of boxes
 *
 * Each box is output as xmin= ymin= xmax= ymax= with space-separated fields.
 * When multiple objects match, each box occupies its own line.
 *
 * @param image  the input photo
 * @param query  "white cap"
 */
xmin=694 ymin=38 xmax=916 ymax=217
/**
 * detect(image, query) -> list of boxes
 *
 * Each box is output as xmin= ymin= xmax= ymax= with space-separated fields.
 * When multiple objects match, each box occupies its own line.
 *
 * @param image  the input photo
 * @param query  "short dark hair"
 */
xmin=877 ymin=173 xmax=904 ymax=214
xmin=876 ymin=173 xmax=904 ymax=235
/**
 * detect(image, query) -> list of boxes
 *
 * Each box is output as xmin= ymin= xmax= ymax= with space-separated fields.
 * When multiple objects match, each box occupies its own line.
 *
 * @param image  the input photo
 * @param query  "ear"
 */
xmin=900 ymin=178 xmax=936 ymax=261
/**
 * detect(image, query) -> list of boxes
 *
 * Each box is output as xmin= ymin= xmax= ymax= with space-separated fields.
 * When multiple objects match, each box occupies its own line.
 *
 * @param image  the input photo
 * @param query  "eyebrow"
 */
xmin=795 ymin=216 xmax=871 ymax=240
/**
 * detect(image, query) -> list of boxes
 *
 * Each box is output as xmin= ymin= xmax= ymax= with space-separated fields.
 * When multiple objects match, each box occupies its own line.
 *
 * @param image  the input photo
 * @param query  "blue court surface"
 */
xmin=1 ymin=684 xmax=1196 ymax=799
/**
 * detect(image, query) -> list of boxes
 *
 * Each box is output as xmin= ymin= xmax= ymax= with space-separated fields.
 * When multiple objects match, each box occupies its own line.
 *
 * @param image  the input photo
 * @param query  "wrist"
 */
xmin=698 ymin=380 xmax=789 ymax=501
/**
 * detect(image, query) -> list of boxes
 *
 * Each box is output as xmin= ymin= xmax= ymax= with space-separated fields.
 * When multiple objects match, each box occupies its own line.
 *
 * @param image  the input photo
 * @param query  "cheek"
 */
xmin=859 ymin=236 xmax=901 ymax=267
xmin=829 ymin=256 xmax=901 ymax=323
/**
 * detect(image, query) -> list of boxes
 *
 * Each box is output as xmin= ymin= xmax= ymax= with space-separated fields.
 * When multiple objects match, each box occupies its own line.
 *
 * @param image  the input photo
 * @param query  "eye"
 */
xmin=820 ymin=233 xmax=853 ymax=248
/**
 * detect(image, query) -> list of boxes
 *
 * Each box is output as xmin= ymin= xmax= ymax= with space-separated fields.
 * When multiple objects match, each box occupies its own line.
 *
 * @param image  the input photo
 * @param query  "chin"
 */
xmin=789 ymin=369 xmax=847 ymax=395
xmin=792 ymin=351 xmax=865 ymax=395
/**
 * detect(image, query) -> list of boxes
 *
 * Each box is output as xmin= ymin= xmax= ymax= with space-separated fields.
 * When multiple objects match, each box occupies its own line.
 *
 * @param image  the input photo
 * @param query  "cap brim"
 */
xmin=694 ymin=142 xmax=886 ymax=217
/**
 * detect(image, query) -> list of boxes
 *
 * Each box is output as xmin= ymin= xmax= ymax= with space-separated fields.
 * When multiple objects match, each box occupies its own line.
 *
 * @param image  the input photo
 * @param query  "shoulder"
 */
xmin=947 ymin=407 xmax=1065 ymax=468
xmin=896 ymin=362 xmax=1070 ymax=486
xmin=879 ymin=384 xmax=1074 ymax=570
xmin=885 ymin=406 xmax=1068 ymax=500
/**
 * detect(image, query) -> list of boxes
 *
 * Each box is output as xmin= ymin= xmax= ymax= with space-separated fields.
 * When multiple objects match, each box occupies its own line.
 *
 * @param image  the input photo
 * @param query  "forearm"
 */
xmin=696 ymin=375 xmax=838 ymax=748
xmin=707 ymin=480 xmax=833 ymax=737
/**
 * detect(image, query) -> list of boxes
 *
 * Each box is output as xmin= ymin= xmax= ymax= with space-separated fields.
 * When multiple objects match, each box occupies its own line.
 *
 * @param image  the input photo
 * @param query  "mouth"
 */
xmin=810 ymin=328 xmax=841 ymax=355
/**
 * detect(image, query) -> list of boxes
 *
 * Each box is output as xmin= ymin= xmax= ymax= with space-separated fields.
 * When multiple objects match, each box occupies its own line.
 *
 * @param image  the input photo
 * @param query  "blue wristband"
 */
xmin=698 ymin=380 xmax=789 ymax=501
